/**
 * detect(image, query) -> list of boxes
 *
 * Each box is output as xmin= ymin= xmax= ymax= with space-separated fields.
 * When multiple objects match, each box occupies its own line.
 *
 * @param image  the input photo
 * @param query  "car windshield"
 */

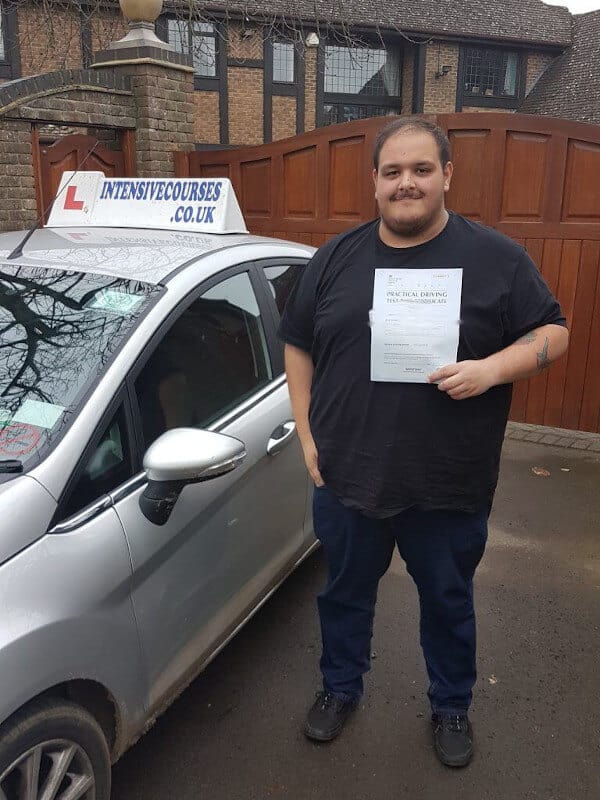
xmin=0 ymin=264 xmax=160 ymax=480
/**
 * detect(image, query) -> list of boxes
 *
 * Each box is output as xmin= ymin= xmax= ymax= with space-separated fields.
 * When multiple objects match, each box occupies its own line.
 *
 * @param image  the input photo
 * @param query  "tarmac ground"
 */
xmin=112 ymin=429 xmax=600 ymax=800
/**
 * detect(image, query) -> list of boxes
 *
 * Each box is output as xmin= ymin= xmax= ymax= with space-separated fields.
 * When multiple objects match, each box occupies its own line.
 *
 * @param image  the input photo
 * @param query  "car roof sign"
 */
xmin=46 ymin=171 xmax=249 ymax=234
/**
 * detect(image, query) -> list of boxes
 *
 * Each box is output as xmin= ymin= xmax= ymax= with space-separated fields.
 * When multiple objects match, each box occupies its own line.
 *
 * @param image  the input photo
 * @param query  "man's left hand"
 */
xmin=428 ymin=360 xmax=498 ymax=400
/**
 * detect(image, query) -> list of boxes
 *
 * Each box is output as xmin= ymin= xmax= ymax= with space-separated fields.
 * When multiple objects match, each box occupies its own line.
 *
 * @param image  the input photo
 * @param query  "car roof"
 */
xmin=0 ymin=227 xmax=314 ymax=286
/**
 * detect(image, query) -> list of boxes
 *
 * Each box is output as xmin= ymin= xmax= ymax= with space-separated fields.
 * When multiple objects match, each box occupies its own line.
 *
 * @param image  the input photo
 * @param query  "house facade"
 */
xmin=0 ymin=1 xmax=575 ymax=148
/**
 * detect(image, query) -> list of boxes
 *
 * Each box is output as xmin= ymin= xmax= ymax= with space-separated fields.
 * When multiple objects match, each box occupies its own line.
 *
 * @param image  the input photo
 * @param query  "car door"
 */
xmin=43 ymin=393 xmax=147 ymax=724
xmin=113 ymin=265 xmax=308 ymax=712
xmin=258 ymin=258 xmax=316 ymax=548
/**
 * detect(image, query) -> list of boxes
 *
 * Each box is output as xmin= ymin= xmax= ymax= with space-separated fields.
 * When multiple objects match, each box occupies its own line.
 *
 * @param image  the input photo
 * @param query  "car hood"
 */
xmin=0 ymin=475 xmax=56 ymax=567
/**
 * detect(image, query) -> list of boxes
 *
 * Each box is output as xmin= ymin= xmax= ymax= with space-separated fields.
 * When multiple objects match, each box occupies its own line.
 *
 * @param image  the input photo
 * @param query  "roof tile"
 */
xmin=520 ymin=11 xmax=600 ymax=124
xmin=185 ymin=0 xmax=572 ymax=45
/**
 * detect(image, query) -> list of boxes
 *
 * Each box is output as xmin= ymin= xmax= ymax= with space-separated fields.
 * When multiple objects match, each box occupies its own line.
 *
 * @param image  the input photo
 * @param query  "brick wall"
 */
xmin=228 ymin=67 xmax=263 ymax=145
xmin=304 ymin=48 xmax=317 ymax=131
xmin=227 ymin=23 xmax=264 ymax=61
xmin=423 ymin=42 xmax=460 ymax=113
xmin=525 ymin=52 xmax=556 ymax=95
xmin=16 ymin=3 xmax=140 ymax=75
xmin=0 ymin=119 xmax=36 ymax=229
xmin=226 ymin=23 xmax=265 ymax=145
xmin=17 ymin=5 xmax=82 ymax=74
xmin=194 ymin=92 xmax=220 ymax=143
xmin=0 ymin=69 xmax=139 ymax=230
xmin=401 ymin=47 xmax=414 ymax=114
xmin=272 ymin=96 xmax=296 ymax=140
xmin=91 ymin=9 xmax=128 ymax=53
xmin=18 ymin=88 xmax=135 ymax=129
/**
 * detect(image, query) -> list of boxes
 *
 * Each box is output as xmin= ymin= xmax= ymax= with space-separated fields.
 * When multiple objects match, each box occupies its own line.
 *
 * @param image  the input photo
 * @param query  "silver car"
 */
xmin=0 ymin=225 xmax=315 ymax=800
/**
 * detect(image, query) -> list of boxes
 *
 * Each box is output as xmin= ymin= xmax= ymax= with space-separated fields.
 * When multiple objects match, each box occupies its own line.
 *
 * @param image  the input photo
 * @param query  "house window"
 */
xmin=168 ymin=18 xmax=218 ymax=77
xmin=273 ymin=41 xmax=295 ymax=83
xmin=0 ymin=9 xmax=5 ymax=61
xmin=320 ymin=43 xmax=401 ymax=125
xmin=325 ymin=45 xmax=400 ymax=95
xmin=322 ymin=103 xmax=395 ymax=126
xmin=463 ymin=47 xmax=520 ymax=99
xmin=0 ymin=6 xmax=17 ymax=79
xmin=265 ymin=36 xmax=302 ymax=142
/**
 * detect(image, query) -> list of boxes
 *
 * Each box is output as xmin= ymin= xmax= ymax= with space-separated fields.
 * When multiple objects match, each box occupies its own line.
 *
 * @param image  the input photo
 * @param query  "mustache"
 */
xmin=391 ymin=191 xmax=425 ymax=200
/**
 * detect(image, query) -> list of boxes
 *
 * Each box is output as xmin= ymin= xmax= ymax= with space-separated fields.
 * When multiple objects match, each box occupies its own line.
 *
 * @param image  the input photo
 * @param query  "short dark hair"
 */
xmin=373 ymin=117 xmax=451 ymax=170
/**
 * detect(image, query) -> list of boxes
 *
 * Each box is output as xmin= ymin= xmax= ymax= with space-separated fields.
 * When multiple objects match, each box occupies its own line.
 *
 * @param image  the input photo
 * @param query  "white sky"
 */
xmin=543 ymin=0 xmax=600 ymax=11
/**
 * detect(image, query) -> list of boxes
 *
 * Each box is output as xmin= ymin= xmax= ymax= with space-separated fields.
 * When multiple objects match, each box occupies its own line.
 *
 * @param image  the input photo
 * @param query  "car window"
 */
xmin=0 ymin=264 xmax=160 ymax=482
xmin=62 ymin=404 xmax=133 ymax=519
xmin=263 ymin=263 xmax=304 ymax=315
xmin=135 ymin=271 xmax=272 ymax=450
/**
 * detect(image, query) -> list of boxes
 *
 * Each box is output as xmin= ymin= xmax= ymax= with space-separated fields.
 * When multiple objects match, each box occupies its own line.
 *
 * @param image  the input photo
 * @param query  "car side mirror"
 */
xmin=139 ymin=428 xmax=246 ymax=526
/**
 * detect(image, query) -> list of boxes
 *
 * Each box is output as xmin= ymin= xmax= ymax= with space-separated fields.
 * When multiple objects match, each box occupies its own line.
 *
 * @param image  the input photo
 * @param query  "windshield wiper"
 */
xmin=0 ymin=459 xmax=23 ymax=473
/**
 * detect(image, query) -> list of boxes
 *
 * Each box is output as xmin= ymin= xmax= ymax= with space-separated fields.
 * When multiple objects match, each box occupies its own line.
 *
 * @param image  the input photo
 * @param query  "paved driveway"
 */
xmin=112 ymin=435 xmax=600 ymax=800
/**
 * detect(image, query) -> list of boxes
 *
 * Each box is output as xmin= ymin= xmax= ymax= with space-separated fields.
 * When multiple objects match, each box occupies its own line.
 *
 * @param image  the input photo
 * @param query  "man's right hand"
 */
xmin=284 ymin=344 xmax=323 ymax=487
xmin=302 ymin=438 xmax=324 ymax=487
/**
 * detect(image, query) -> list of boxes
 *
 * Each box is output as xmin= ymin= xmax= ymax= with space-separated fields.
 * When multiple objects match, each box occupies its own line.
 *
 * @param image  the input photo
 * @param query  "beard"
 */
xmin=378 ymin=191 xmax=445 ymax=239
xmin=386 ymin=213 xmax=431 ymax=237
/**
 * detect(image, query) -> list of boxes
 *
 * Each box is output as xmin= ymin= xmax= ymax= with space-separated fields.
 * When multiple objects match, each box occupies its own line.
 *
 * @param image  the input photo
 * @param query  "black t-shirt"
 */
xmin=279 ymin=213 xmax=566 ymax=518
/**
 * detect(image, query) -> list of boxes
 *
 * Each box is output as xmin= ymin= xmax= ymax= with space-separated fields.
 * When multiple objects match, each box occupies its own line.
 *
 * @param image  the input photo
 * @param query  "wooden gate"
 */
xmin=34 ymin=131 xmax=135 ymax=222
xmin=175 ymin=113 xmax=600 ymax=433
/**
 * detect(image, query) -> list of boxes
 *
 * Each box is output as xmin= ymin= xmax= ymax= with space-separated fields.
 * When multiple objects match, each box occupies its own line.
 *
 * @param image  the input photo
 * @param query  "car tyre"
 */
xmin=0 ymin=697 xmax=111 ymax=800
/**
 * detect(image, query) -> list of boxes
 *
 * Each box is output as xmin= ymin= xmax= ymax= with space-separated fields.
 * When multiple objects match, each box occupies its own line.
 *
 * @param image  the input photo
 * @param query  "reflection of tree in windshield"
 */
xmin=0 ymin=265 xmax=158 ymax=466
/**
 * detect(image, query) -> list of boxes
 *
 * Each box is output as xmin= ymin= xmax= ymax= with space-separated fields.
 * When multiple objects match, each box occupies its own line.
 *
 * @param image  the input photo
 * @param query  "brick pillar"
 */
xmin=423 ymin=42 xmax=460 ymax=114
xmin=0 ymin=120 xmax=37 ymax=230
xmin=91 ymin=43 xmax=195 ymax=178
xmin=304 ymin=48 xmax=317 ymax=132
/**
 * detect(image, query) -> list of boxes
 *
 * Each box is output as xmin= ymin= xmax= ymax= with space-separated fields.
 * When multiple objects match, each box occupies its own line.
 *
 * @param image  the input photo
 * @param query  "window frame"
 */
xmin=160 ymin=15 xmax=223 ymax=91
xmin=253 ymin=257 xmax=310 ymax=375
xmin=456 ymin=45 xmax=526 ymax=110
xmin=263 ymin=33 xmax=305 ymax=142
xmin=127 ymin=261 xmax=284 ymax=455
xmin=51 ymin=384 xmax=139 ymax=528
xmin=0 ymin=6 xmax=6 ymax=64
xmin=272 ymin=40 xmax=296 ymax=86
xmin=317 ymin=36 xmax=402 ymax=127
xmin=0 ymin=7 xmax=20 ymax=80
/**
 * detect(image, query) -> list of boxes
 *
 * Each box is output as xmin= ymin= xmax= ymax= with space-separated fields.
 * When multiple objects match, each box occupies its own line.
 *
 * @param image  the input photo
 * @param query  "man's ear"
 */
xmin=372 ymin=168 xmax=378 ymax=195
xmin=443 ymin=161 xmax=454 ymax=192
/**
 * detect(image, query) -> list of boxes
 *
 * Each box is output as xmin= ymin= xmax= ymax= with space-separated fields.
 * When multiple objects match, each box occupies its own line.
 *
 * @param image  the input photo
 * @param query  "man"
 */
xmin=278 ymin=118 xmax=568 ymax=767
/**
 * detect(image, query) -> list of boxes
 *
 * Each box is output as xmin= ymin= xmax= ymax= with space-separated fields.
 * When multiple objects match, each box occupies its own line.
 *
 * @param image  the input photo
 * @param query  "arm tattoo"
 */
xmin=536 ymin=337 xmax=550 ymax=371
xmin=516 ymin=331 xmax=538 ymax=345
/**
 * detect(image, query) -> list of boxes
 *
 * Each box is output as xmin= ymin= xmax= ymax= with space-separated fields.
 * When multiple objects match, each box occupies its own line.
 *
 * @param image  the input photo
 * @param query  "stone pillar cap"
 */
xmin=107 ymin=0 xmax=171 ymax=51
xmin=120 ymin=0 xmax=163 ymax=23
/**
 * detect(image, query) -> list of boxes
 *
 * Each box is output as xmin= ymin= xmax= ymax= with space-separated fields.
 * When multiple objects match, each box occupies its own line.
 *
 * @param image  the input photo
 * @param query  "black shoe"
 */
xmin=432 ymin=713 xmax=474 ymax=767
xmin=304 ymin=691 xmax=356 ymax=742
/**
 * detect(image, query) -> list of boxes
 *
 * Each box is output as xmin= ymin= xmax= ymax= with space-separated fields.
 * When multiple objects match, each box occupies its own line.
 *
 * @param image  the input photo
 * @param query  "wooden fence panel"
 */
xmin=561 ymin=242 xmax=600 ymax=430
xmin=175 ymin=113 xmax=600 ymax=431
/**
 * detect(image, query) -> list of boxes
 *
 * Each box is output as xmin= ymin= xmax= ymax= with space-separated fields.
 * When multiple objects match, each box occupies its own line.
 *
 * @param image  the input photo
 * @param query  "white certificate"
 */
xmin=370 ymin=268 xmax=463 ymax=383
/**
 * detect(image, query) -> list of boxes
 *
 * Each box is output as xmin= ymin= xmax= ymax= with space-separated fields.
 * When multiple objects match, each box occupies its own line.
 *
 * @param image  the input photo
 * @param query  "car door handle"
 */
xmin=267 ymin=421 xmax=296 ymax=456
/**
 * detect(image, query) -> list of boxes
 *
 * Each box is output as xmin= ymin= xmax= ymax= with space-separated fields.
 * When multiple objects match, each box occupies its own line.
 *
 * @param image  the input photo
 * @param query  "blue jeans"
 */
xmin=313 ymin=486 xmax=488 ymax=715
